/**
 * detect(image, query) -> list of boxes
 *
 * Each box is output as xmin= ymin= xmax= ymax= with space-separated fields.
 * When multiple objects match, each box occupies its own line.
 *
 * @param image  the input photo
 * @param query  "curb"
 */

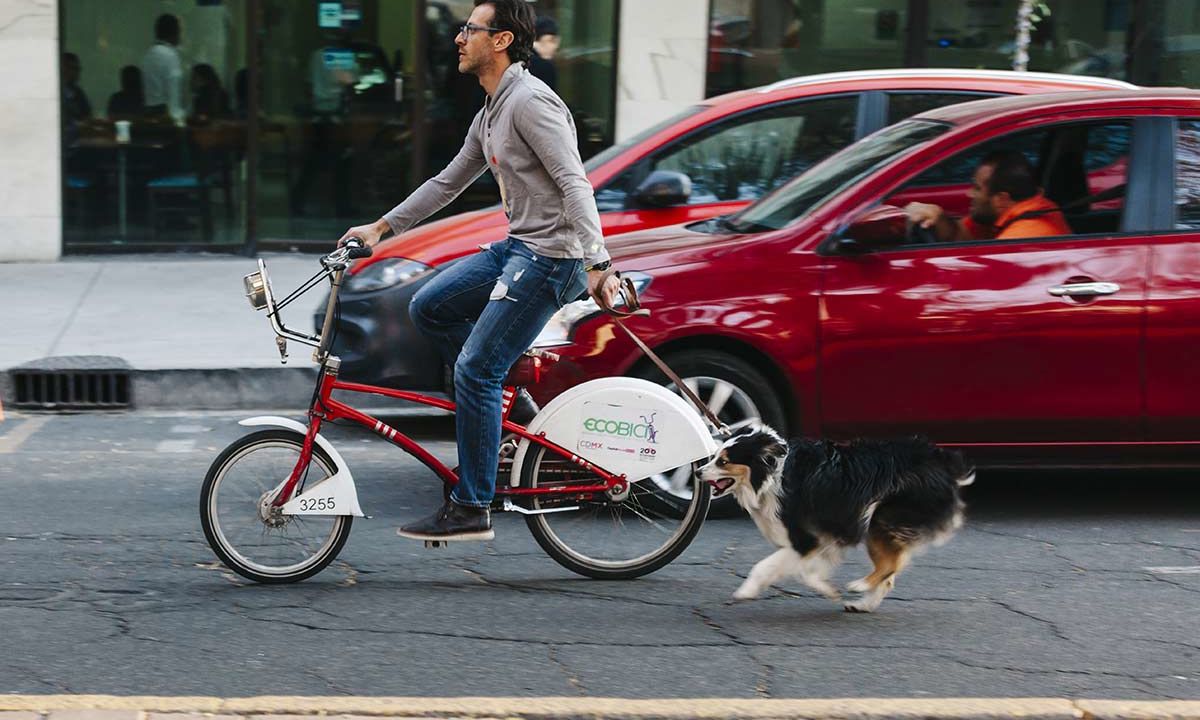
xmin=1 ymin=367 xmax=451 ymax=414
xmin=1 ymin=696 xmax=1198 ymax=720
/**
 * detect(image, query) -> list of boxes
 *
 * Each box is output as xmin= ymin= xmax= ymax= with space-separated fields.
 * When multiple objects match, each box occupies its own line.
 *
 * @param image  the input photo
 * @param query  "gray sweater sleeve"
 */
xmin=382 ymin=110 xmax=487 ymax=236
xmin=516 ymin=93 xmax=609 ymax=266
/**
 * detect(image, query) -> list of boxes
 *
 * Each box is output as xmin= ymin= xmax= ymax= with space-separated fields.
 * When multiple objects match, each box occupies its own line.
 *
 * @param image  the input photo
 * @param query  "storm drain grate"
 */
xmin=8 ymin=356 xmax=132 ymax=410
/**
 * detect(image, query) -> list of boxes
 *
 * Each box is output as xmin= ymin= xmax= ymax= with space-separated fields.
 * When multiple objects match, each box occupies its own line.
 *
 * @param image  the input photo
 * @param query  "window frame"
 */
xmin=595 ymin=92 xmax=863 ymax=210
xmin=831 ymin=115 xmax=1163 ymax=254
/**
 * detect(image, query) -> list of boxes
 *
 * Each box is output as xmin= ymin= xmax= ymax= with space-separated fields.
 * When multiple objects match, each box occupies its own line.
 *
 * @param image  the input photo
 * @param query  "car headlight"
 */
xmin=532 ymin=271 xmax=652 ymax=347
xmin=343 ymin=258 xmax=433 ymax=292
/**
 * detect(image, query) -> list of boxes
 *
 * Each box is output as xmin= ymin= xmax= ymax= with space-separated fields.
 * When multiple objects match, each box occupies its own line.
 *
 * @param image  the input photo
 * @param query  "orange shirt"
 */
xmin=962 ymin=193 xmax=1070 ymax=240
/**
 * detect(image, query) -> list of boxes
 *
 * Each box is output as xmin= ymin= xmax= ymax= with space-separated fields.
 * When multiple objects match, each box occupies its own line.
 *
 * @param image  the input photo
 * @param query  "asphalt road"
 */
xmin=2 ymin=410 xmax=1198 ymax=699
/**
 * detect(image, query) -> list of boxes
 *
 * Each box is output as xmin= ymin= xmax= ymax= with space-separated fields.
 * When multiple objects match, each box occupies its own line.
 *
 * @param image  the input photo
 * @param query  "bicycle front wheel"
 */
xmin=200 ymin=429 xmax=352 ymax=583
xmin=519 ymin=445 xmax=710 ymax=580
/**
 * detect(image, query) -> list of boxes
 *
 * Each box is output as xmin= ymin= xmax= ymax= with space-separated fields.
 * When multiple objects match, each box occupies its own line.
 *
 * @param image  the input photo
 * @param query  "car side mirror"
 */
xmin=833 ymin=204 xmax=908 ymax=254
xmin=633 ymin=170 xmax=692 ymax=208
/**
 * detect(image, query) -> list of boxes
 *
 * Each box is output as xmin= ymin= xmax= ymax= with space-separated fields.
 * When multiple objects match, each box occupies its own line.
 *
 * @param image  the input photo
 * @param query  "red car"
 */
xmin=323 ymin=70 xmax=1132 ymax=390
xmin=535 ymin=89 xmax=1200 ymax=489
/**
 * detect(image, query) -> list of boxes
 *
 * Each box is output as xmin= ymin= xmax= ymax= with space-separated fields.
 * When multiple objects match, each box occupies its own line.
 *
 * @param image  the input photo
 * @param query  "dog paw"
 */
xmin=732 ymin=583 xmax=761 ymax=601
xmin=843 ymin=599 xmax=875 ymax=613
xmin=846 ymin=578 xmax=872 ymax=593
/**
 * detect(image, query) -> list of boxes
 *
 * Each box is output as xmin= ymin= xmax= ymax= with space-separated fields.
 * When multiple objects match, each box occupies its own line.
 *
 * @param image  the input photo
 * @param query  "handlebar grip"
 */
xmin=346 ymin=244 xmax=373 ymax=260
xmin=342 ymin=237 xmax=373 ymax=259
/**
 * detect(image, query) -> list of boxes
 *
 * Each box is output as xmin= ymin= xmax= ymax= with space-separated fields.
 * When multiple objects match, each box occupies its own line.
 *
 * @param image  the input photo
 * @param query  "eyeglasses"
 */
xmin=458 ymin=22 xmax=502 ymax=38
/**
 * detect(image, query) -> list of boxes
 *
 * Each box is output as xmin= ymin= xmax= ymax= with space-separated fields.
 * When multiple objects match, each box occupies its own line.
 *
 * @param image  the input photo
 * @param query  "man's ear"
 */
xmin=493 ymin=30 xmax=514 ymax=54
xmin=993 ymin=191 xmax=1014 ymax=209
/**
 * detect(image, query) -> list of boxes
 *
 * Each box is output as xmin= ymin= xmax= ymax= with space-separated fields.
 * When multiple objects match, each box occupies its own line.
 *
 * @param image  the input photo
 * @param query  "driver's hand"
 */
xmin=904 ymin=202 xmax=944 ymax=229
xmin=588 ymin=269 xmax=621 ymax=309
xmin=337 ymin=219 xmax=390 ymax=249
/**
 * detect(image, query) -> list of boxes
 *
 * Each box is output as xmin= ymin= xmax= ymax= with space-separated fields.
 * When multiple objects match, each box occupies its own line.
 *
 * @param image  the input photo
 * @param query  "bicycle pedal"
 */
xmin=424 ymin=540 xmax=447 ymax=549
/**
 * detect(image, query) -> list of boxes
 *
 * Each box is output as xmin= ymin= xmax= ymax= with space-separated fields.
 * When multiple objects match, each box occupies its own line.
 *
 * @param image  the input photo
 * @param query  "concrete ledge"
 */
xmin=1 ymin=696 xmax=1198 ymax=720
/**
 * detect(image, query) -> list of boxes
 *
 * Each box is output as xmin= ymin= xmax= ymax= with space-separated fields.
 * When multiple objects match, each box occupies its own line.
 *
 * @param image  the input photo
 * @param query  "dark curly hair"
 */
xmin=475 ymin=0 xmax=535 ymax=65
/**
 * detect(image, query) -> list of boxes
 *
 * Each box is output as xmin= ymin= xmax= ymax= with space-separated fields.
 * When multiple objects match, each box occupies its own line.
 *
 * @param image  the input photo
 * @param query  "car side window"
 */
xmin=596 ymin=95 xmax=859 ymax=211
xmin=884 ymin=92 xmax=995 ymax=125
xmin=883 ymin=120 xmax=1132 ymax=244
xmin=1175 ymin=119 xmax=1200 ymax=230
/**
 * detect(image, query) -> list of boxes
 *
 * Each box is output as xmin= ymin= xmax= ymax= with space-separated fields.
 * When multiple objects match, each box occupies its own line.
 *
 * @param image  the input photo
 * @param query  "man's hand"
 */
xmin=904 ymin=202 xmax=944 ymax=229
xmin=338 ymin=218 xmax=391 ymax=249
xmin=588 ymin=268 xmax=621 ymax=309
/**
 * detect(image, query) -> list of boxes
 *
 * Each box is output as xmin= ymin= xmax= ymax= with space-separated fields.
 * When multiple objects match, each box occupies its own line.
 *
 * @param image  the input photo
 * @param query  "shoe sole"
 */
xmin=396 ymin=528 xmax=495 ymax=542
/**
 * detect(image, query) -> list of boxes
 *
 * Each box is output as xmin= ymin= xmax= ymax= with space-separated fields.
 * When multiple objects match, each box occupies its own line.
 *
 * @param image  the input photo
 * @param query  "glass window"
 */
xmin=60 ymin=1 xmax=248 ymax=249
xmin=885 ymin=92 xmax=996 ymax=125
xmin=729 ymin=119 xmax=949 ymax=232
xmin=887 ymin=121 xmax=1132 ymax=242
xmin=1175 ymin=120 xmax=1200 ymax=230
xmin=597 ymin=95 xmax=858 ymax=211
xmin=707 ymin=0 xmax=906 ymax=97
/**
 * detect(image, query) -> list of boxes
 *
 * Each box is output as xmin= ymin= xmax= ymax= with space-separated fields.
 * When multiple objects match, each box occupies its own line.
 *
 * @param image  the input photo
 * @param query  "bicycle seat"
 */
xmin=504 ymin=349 xmax=560 ymax=387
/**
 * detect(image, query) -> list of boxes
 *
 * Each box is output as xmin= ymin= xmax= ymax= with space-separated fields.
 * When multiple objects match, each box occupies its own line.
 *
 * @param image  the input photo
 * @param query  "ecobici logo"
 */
xmin=582 ymin=411 xmax=658 ymax=444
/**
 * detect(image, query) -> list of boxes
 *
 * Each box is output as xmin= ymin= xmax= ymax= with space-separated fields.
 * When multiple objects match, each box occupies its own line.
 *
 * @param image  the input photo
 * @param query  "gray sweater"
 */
xmin=383 ymin=63 xmax=609 ymax=266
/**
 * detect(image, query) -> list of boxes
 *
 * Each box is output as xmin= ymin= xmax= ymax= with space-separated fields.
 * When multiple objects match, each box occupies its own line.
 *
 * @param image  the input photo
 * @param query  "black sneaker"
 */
xmin=397 ymin=499 xmax=494 ymax=542
xmin=509 ymin=388 xmax=540 ymax=425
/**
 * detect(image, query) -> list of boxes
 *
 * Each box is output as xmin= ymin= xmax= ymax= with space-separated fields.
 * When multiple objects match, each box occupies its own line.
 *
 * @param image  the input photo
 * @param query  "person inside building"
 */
xmin=107 ymin=65 xmax=145 ymax=120
xmin=904 ymin=150 xmax=1071 ymax=241
xmin=142 ymin=13 xmax=185 ymax=125
xmin=528 ymin=15 xmax=559 ymax=91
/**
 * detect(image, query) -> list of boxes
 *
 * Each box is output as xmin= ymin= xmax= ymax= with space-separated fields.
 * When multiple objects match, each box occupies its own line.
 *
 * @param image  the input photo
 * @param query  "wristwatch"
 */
xmin=585 ymin=260 xmax=612 ymax=272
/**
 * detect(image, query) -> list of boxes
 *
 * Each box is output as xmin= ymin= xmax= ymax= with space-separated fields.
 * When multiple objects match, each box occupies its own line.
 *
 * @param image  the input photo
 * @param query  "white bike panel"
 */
xmin=237 ymin=416 xmax=364 ymax=517
xmin=509 ymin=377 xmax=718 ymax=486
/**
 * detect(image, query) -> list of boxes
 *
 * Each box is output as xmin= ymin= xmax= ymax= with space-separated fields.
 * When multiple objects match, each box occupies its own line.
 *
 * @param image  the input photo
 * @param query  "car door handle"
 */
xmin=1046 ymin=282 xmax=1121 ymax=297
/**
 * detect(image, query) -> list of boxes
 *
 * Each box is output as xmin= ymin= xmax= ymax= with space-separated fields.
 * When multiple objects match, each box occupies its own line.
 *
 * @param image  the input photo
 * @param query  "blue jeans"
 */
xmin=409 ymin=237 xmax=587 ymax=507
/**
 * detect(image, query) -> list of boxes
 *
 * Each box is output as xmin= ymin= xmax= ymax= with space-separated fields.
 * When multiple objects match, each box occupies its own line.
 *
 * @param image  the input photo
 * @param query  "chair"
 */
xmin=146 ymin=121 xmax=244 ymax=242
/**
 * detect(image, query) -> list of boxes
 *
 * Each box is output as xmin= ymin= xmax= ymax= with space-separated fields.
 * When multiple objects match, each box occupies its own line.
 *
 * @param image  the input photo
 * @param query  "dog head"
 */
xmin=696 ymin=424 xmax=787 ymax=502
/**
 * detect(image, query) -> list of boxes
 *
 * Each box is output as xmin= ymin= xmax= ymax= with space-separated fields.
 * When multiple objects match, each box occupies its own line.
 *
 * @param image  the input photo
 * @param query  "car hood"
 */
xmin=604 ymin=222 xmax=755 ymax=270
xmin=356 ymin=208 xmax=510 ymax=271
xmin=355 ymin=209 xmax=756 ymax=273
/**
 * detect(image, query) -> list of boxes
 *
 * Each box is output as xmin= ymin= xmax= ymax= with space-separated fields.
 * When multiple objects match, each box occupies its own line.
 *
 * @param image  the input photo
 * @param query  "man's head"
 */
xmin=62 ymin=53 xmax=81 ymax=86
xmin=155 ymin=13 xmax=181 ymax=46
xmin=457 ymin=0 xmax=534 ymax=76
xmin=533 ymin=16 xmax=560 ymax=60
xmin=969 ymin=150 xmax=1039 ymax=225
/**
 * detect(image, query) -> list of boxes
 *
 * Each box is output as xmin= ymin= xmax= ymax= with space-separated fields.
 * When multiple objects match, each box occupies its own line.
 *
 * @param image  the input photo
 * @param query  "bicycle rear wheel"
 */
xmin=518 ymin=445 xmax=710 ymax=580
xmin=200 ymin=429 xmax=352 ymax=583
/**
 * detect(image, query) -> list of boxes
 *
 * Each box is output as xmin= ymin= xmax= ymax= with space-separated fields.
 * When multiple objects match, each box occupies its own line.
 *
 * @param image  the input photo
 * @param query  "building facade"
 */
xmin=2 ymin=0 xmax=1197 ymax=261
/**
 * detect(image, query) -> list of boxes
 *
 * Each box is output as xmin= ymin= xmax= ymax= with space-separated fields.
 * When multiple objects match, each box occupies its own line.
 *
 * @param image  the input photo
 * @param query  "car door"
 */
xmin=594 ymin=94 xmax=861 ymax=235
xmin=1146 ymin=116 xmax=1200 ymax=441
xmin=817 ymin=118 xmax=1147 ymax=446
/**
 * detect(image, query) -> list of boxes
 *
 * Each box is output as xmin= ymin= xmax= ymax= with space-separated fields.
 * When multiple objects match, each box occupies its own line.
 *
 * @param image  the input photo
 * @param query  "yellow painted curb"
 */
xmin=0 ymin=696 xmax=1198 ymax=720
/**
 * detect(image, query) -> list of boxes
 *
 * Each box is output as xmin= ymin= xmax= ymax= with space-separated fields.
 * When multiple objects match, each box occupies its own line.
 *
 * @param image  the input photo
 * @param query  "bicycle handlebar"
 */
xmin=323 ymin=237 xmax=373 ymax=268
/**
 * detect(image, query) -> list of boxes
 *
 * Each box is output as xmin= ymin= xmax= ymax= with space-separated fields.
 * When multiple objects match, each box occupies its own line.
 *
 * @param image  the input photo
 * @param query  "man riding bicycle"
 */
xmin=338 ymin=0 xmax=621 ymax=542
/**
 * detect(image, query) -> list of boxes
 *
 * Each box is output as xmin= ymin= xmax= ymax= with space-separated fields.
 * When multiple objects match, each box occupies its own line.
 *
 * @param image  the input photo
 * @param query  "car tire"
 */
xmin=632 ymin=349 xmax=788 ymax=518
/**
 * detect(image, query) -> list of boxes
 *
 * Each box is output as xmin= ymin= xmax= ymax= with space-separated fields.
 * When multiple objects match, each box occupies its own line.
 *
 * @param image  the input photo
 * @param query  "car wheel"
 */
xmin=633 ymin=349 xmax=788 ymax=518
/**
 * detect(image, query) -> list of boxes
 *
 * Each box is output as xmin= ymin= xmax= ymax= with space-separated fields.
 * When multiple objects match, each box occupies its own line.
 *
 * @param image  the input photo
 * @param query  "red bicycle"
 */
xmin=200 ymin=240 xmax=718 ymax=583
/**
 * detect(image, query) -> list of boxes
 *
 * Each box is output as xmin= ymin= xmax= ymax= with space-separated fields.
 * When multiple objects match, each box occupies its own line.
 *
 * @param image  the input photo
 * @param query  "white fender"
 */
xmin=509 ymin=377 xmax=718 ymax=486
xmin=237 ymin=416 xmax=364 ymax=517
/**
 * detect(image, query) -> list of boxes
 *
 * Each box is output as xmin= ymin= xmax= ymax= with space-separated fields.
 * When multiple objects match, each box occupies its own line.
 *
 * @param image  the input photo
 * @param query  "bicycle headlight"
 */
xmin=344 ymin=258 xmax=433 ymax=293
xmin=532 ymin=271 xmax=652 ymax=347
xmin=243 ymin=270 xmax=268 ymax=310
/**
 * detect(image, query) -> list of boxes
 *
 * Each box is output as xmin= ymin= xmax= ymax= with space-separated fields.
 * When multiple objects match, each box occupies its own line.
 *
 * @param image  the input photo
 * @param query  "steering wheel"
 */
xmin=905 ymin=218 xmax=940 ymax=245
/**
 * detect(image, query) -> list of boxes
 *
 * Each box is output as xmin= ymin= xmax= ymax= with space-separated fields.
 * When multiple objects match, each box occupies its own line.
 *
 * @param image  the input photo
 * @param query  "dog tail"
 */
xmin=957 ymin=468 xmax=976 ymax=487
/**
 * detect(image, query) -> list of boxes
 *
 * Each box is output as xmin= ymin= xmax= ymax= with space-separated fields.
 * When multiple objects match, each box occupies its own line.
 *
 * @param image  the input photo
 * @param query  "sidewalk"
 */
xmin=0 ymin=253 xmax=437 ymax=412
xmin=1 ymin=696 xmax=1198 ymax=720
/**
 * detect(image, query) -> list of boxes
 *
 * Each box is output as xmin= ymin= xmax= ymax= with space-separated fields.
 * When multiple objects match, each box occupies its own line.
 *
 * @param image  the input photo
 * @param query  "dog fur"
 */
xmin=696 ymin=425 xmax=973 ymax=612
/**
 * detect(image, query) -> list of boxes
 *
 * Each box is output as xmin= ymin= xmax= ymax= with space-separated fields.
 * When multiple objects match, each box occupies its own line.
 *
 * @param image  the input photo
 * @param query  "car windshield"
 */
xmin=724 ymin=119 xmax=951 ymax=233
xmin=583 ymin=105 xmax=708 ymax=173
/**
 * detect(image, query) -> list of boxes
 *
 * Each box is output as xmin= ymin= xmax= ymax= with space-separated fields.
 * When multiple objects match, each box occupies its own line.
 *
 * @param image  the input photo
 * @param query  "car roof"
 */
xmin=914 ymin=87 xmax=1200 ymax=124
xmin=704 ymin=68 xmax=1136 ymax=106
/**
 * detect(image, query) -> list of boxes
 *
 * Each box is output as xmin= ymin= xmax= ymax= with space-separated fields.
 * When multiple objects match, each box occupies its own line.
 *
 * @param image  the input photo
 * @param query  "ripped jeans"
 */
xmin=409 ymin=237 xmax=587 ymax=507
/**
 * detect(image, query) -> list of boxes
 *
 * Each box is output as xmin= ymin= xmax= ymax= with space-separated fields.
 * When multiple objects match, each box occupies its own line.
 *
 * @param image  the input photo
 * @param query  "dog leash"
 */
xmin=594 ymin=267 xmax=731 ymax=436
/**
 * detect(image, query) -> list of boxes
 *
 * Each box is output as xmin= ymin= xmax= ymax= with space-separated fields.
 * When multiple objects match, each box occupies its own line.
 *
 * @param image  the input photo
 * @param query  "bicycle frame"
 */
xmin=269 ymin=361 xmax=628 ymax=510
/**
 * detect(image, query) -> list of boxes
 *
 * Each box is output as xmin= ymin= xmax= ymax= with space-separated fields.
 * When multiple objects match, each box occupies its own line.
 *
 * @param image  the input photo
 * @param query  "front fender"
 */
xmin=238 ymin=416 xmax=364 ymax=517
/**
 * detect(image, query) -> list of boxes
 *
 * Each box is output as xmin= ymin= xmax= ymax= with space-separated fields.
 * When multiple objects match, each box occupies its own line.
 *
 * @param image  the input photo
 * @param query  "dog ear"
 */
xmin=763 ymin=440 xmax=787 ymax=469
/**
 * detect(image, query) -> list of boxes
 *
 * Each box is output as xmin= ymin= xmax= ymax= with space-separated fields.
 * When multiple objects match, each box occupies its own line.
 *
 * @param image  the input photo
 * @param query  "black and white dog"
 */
xmin=697 ymin=425 xmax=974 ymax=612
